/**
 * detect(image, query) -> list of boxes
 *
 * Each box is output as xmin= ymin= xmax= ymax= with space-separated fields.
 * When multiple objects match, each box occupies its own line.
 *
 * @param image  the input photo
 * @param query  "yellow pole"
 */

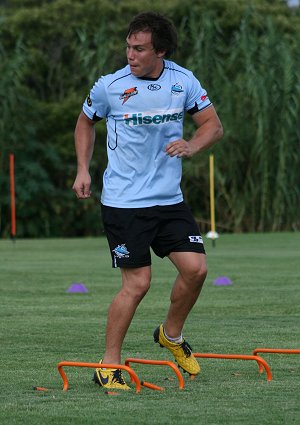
xmin=209 ymin=154 xmax=216 ymax=246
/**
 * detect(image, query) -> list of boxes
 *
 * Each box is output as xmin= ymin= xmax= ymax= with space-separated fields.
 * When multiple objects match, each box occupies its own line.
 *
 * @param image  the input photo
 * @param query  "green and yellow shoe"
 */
xmin=93 ymin=360 xmax=131 ymax=390
xmin=153 ymin=324 xmax=200 ymax=376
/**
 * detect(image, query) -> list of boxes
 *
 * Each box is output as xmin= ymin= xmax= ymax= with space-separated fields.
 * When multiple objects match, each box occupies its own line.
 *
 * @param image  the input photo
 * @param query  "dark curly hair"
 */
xmin=127 ymin=12 xmax=177 ymax=58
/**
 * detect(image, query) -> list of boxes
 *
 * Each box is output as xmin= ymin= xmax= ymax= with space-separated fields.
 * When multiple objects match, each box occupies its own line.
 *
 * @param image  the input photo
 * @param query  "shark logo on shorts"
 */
xmin=112 ymin=244 xmax=130 ymax=258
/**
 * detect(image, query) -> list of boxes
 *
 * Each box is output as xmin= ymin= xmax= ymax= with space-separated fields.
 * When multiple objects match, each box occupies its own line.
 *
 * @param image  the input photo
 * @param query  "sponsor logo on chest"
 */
xmin=119 ymin=87 xmax=138 ymax=105
xmin=123 ymin=110 xmax=184 ymax=126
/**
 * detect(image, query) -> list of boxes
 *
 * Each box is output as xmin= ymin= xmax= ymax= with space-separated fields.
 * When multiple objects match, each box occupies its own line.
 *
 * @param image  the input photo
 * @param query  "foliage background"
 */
xmin=0 ymin=0 xmax=299 ymax=237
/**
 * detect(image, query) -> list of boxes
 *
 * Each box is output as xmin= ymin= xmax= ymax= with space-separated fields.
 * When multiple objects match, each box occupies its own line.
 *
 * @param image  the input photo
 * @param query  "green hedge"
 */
xmin=0 ymin=0 xmax=299 ymax=237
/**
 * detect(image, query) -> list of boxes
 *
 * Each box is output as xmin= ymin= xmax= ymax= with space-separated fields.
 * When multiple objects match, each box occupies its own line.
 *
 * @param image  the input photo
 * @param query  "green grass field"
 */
xmin=0 ymin=233 xmax=299 ymax=424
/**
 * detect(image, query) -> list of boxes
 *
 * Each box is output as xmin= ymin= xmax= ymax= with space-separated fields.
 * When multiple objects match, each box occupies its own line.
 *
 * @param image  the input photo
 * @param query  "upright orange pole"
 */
xmin=9 ymin=153 xmax=16 ymax=239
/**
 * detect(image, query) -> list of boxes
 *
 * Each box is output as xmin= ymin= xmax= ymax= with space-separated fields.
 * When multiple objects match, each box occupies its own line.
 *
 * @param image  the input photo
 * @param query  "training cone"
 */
xmin=67 ymin=283 xmax=89 ymax=293
xmin=213 ymin=276 xmax=232 ymax=286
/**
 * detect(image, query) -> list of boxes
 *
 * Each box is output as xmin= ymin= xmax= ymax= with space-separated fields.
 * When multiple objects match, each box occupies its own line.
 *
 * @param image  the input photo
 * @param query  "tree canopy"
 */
xmin=0 ymin=0 xmax=299 ymax=237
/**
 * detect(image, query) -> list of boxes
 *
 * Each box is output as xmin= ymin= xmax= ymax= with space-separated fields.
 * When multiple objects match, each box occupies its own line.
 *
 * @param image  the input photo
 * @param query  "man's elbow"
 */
xmin=215 ymin=120 xmax=224 ymax=141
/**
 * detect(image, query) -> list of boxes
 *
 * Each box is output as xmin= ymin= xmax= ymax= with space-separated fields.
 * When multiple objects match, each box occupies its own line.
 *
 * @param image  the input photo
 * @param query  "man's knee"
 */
xmin=187 ymin=263 xmax=207 ymax=288
xmin=171 ymin=252 xmax=207 ymax=287
xmin=121 ymin=266 xmax=151 ymax=300
xmin=131 ymin=279 xmax=151 ymax=299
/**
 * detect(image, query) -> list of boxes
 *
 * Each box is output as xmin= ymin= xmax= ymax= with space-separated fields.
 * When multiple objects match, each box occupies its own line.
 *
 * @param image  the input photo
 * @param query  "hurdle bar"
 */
xmin=57 ymin=361 xmax=141 ymax=393
xmin=194 ymin=353 xmax=272 ymax=381
xmin=125 ymin=358 xmax=184 ymax=389
xmin=253 ymin=348 xmax=300 ymax=373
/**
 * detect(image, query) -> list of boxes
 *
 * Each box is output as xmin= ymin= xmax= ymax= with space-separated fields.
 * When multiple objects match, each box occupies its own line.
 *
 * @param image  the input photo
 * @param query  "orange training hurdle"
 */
xmin=125 ymin=358 xmax=184 ymax=389
xmin=57 ymin=361 xmax=141 ymax=393
xmin=194 ymin=353 xmax=273 ymax=381
xmin=252 ymin=348 xmax=300 ymax=373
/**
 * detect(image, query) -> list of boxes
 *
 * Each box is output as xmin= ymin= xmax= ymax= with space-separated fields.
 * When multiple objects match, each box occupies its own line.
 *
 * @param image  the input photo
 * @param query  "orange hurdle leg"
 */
xmin=141 ymin=381 xmax=164 ymax=391
xmin=194 ymin=353 xmax=272 ymax=381
xmin=57 ymin=361 xmax=141 ymax=393
xmin=125 ymin=358 xmax=184 ymax=389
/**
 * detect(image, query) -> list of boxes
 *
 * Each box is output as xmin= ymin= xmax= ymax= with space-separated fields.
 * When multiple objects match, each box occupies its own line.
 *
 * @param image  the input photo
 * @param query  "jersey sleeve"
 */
xmin=82 ymin=77 xmax=110 ymax=121
xmin=185 ymin=73 xmax=212 ymax=115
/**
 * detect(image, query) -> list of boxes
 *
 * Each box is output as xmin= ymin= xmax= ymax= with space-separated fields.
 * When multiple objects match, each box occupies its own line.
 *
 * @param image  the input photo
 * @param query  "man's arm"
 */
xmin=72 ymin=112 xmax=96 ymax=199
xmin=165 ymin=105 xmax=223 ymax=158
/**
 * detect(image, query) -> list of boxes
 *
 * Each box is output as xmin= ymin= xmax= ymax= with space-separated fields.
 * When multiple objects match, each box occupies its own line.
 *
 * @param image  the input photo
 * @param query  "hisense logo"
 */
xmin=124 ymin=111 xmax=184 ymax=126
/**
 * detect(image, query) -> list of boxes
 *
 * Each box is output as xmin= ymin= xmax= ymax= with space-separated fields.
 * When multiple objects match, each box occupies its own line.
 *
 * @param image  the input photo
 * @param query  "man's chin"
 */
xmin=130 ymin=66 xmax=142 ymax=77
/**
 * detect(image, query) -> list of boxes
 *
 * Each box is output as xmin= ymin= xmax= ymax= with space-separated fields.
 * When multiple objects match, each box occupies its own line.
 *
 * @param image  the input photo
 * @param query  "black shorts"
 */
xmin=101 ymin=201 xmax=205 ymax=268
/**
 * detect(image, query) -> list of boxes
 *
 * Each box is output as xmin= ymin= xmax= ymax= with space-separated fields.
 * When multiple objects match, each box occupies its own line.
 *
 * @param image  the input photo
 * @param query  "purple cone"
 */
xmin=213 ymin=276 xmax=232 ymax=286
xmin=67 ymin=283 xmax=89 ymax=293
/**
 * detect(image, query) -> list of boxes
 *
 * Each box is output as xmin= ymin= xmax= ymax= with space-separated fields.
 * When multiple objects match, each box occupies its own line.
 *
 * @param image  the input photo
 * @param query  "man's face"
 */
xmin=126 ymin=31 xmax=165 ymax=78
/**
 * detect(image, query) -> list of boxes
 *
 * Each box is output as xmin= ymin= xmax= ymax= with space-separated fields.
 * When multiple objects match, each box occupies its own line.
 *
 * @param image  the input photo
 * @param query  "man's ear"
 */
xmin=156 ymin=51 xmax=166 ymax=58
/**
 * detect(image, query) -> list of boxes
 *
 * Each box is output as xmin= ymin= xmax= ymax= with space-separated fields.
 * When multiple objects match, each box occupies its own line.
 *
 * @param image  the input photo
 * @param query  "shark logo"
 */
xmin=112 ymin=244 xmax=130 ymax=258
xmin=119 ymin=87 xmax=138 ymax=105
xmin=171 ymin=83 xmax=184 ymax=95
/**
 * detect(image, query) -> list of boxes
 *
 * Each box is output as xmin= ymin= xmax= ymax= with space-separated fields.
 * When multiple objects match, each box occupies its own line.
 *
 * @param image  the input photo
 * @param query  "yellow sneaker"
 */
xmin=153 ymin=324 xmax=200 ymax=375
xmin=93 ymin=360 xmax=131 ymax=390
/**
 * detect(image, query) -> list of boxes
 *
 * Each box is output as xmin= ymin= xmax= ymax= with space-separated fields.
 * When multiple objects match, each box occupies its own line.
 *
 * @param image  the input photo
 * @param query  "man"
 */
xmin=72 ymin=12 xmax=223 ymax=390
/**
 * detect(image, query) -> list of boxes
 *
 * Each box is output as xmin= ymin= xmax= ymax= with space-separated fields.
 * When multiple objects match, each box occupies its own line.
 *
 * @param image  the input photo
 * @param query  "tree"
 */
xmin=0 ymin=0 xmax=299 ymax=237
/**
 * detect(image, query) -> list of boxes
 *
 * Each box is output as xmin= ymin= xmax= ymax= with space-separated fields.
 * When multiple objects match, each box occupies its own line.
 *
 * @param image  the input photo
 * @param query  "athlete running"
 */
xmin=72 ymin=11 xmax=223 ymax=390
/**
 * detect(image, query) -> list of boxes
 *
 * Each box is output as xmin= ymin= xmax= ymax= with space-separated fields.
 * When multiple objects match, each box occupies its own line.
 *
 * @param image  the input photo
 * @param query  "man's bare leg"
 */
xmin=102 ymin=266 xmax=151 ymax=364
xmin=163 ymin=252 xmax=207 ymax=338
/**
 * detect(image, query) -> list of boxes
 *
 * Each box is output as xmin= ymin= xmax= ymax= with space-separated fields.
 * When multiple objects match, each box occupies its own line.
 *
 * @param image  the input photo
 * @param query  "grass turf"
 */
xmin=0 ymin=233 xmax=299 ymax=424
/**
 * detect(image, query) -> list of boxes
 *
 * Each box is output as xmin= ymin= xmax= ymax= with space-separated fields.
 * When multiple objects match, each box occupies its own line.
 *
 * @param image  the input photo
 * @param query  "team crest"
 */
xmin=112 ymin=244 xmax=130 ymax=258
xmin=171 ymin=83 xmax=184 ymax=95
xmin=119 ymin=87 xmax=138 ymax=105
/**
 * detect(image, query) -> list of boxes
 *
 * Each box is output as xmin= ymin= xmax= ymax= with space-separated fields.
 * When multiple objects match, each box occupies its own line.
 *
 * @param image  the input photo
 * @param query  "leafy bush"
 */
xmin=0 ymin=0 xmax=299 ymax=236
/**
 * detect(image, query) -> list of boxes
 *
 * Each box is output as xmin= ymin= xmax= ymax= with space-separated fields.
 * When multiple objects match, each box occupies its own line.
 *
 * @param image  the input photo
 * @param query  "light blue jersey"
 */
xmin=82 ymin=60 xmax=212 ymax=208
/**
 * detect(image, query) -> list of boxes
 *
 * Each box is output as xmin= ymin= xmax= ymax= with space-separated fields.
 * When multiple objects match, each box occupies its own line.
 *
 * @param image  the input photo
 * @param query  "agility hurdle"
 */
xmin=125 ymin=358 xmax=184 ymax=389
xmin=194 ymin=353 xmax=272 ymax=381
xmin=57 ymin=361 xmax=141 ymax=393
xmin=252 ymin=348 xmax=300 ymax=373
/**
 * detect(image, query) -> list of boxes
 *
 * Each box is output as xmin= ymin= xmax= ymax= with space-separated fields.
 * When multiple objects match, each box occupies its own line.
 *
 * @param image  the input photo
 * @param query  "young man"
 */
xmin=72 ymin=12 xmax=223 ymax=390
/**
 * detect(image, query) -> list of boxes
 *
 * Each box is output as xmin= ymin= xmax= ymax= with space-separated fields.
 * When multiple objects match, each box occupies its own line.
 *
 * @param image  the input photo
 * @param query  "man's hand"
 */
xmin=72 ymin=170 xmax=92 ymax=199
xmin=165 ymin=106 xmax=223 ymax=159
xmin=165 ymin=139 xmax=194 ymax=158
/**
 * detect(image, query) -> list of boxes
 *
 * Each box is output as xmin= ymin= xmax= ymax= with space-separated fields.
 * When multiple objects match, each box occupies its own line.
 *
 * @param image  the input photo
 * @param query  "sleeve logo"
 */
xmin=87 ymin=94 xmax=92 ymax=106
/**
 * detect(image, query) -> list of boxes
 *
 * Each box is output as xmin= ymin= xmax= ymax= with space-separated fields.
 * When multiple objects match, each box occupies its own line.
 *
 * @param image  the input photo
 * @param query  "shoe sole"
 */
xmin=93 ymin=372 xmax=101 ymax=385
xmin=153 ymin=326 xmax=161 ymax=345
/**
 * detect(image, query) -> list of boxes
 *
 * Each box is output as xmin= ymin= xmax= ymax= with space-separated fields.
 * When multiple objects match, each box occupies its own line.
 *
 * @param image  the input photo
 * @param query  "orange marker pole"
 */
xmin=9 ymin=154 xmax=16 ymax=239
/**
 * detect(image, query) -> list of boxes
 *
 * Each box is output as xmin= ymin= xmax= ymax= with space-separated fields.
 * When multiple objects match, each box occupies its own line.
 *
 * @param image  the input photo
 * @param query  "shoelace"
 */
xmin=179 ymin=340 xmax=193 ymax=357
xmin=112 ymin=369 xmax=126 ymax=384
